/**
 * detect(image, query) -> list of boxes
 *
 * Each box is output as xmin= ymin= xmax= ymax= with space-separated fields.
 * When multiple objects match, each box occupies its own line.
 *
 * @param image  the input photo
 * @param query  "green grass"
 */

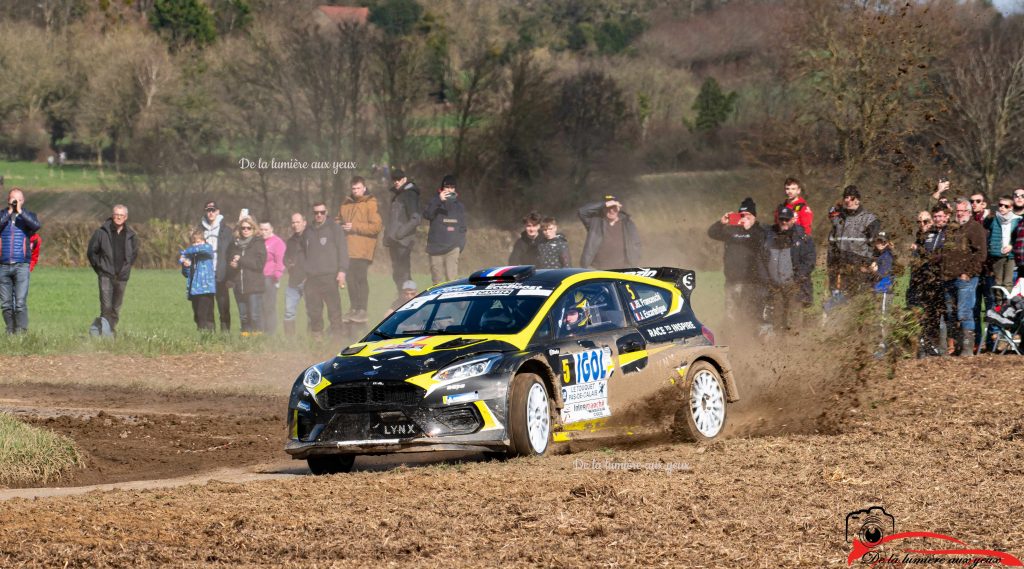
xmin=0 ymin=160 xmax=108 ymax=191
xmin=0 ymin=267 xmax=433 ymax=355
xmin=0 ymin=412 xmax=83 ymax=487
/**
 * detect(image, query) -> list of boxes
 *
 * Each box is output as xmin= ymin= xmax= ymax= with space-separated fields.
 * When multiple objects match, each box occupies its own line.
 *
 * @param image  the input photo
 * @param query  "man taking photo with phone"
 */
xmin=708 ymin=197 xmax=765 ymax=334
xmin=0 ymin=188 xmax=42 ymax=334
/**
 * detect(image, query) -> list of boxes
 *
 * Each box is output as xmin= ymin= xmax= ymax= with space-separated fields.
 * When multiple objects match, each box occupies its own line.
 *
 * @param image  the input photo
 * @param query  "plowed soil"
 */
xmin=1 ymin=353 xmax=1023 ymax=567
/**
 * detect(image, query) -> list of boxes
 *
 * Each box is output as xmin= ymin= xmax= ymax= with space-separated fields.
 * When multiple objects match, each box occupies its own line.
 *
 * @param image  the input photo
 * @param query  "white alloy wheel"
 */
xmin=689 ymin=369 xmax=726 ymax=438
xmin=526 ymin=382 xmax=550 ymax=453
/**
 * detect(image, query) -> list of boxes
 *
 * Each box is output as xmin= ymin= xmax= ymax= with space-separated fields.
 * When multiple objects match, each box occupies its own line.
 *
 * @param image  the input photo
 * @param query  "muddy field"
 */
xmin=0 ymin=352 xmax=1022 ymax=567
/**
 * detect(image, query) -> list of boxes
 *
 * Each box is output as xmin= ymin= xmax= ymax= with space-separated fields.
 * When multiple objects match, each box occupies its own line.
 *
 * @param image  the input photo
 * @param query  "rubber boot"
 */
xmin=961 ymin=330 xmax=975 ymax=357
xmin=283 ymin=320 xmax=296 ymax=336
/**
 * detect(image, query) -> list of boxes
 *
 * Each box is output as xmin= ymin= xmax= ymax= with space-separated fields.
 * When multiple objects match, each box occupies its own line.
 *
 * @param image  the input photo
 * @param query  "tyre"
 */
xmin=307 ymin=454 xmax=356 ymax=475
xmin=672 ymin=361 xmax=728 ymax=442
xmin=506 ymin=372 xmax=552 ymax=457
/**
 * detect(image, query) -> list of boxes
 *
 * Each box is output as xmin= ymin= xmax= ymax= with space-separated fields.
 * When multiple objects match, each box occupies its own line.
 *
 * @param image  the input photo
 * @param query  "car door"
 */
xmin=548 ymin=281 xmax=629 ymax=427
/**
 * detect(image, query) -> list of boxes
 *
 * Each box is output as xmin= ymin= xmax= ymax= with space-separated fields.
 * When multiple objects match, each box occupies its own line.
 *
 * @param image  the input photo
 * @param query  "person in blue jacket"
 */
xmin=0 ymin=188 xmax=42 ymax=334
xmin=181 ymin=228 xmax=217 ymax=331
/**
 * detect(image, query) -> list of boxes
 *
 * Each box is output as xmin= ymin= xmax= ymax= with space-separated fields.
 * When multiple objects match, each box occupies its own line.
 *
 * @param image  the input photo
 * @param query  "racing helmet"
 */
xmin=562 ymin=292 xmax=593 ymax=330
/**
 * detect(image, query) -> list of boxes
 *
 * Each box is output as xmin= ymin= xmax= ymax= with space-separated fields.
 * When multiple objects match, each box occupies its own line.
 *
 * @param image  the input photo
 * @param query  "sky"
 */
xmin=992 ymin=0 xmax=1023 ymax=13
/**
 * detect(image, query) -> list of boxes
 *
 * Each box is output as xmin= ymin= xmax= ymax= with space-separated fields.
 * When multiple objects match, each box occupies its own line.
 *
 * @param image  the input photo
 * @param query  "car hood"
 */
xmin=321 ymin=336 xmax=520 ymax=384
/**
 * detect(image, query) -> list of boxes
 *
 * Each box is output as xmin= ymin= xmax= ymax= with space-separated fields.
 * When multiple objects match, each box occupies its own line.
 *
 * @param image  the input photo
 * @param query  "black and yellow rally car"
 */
xmin=286 ymin=265 xmax=739 ymax=474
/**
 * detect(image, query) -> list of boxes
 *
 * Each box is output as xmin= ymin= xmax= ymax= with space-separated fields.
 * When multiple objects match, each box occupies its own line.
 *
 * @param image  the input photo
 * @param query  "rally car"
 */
xmin=285 ymin=265 xmax=739 ymax=474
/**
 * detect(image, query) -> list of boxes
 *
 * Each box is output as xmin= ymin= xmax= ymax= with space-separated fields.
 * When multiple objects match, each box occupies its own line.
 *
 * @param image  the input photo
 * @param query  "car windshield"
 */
xmin=370 ymin=290 xmax=549 ymax=338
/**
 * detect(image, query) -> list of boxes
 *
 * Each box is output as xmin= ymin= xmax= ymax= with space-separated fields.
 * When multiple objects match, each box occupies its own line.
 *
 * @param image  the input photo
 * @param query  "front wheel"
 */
xmin=672 ymin=361 xmax=728 ymax=442
xmin=507 ymin=373 xmax=552 ymax=457
xmin=307 ymin=454 xmax=356 ymax=475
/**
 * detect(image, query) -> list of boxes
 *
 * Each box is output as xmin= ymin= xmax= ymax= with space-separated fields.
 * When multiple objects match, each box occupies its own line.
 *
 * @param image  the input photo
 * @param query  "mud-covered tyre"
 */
xmin=307 ymin=454 xmax=356 ymax=475
xmin=507 ymin=372 xmax=552 ymax=457
xmin=672 ymin=361 xmax=728 ymax=442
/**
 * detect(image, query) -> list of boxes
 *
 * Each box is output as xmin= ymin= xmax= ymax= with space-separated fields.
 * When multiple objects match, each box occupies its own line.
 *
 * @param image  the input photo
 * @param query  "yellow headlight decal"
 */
xmin=309 ymin=378 xmax=331 ymax=396
xmin=405 ymin=371 xmax=440 ymax=393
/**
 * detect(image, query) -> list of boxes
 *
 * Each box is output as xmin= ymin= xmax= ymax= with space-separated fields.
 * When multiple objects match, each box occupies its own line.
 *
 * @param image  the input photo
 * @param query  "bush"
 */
xmin=41 ymin=220 xmax=192 ymax=269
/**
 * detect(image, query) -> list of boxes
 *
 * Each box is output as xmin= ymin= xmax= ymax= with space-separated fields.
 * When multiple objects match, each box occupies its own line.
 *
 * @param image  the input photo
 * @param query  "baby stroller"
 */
xmin=985 ymin=278 xmax=1024 ymax=355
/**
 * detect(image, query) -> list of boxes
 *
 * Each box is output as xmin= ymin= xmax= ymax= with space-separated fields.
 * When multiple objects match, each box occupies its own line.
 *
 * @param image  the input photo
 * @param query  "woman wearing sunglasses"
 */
xmin=226 ymin=215 xmax=268 ymax=335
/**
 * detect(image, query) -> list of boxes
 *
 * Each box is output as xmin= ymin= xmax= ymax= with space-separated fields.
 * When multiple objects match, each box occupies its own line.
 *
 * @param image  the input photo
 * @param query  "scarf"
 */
xmin=234 ymin=235 xmax=255 ymax=250
xmin=996 ymin=210 xmax=1021 ymax=250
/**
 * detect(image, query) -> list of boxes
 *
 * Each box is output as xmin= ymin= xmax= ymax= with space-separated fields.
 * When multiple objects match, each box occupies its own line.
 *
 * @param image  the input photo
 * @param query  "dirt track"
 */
xmin=0 ymin=353 xmax=1022 ymax=567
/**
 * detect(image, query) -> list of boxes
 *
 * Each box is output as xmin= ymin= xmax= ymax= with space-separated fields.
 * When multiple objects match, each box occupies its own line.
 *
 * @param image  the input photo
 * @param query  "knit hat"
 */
xmin=441 ymin=175 xmax=456 ymax=188
xmin=843 ymin=185 xmax=861 ymax=199
xmin=391 ymin=168 xmax=406 ymax=181
xmin=738 ymin=197 xmax=757 ymax=216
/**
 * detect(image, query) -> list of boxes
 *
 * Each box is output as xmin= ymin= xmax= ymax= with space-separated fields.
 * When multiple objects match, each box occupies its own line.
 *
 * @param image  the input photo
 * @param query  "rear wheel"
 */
xmin=307 ymin=454 xmax=356 ymax=475
xmin=672 ymin=361 xmax=728 ymax=442
xmin=507 ymin=373 xmax=552 ymax=457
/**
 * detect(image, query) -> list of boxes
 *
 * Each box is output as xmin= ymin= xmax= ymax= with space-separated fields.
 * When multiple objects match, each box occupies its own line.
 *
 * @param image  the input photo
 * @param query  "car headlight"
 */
xmin=302 ymin=365 xmax=323 ymax=389
xmin=428 ymin=355 xmax=501 ymax=394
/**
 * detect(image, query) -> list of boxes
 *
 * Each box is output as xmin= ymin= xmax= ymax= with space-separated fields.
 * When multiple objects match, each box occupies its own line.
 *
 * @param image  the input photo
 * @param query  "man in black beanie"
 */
xmin=708 ymin=197 xmax=766 ymax=332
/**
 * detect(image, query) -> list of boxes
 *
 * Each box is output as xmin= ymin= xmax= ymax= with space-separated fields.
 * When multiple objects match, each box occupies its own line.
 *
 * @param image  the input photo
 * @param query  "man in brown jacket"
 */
xmin=338 ymin=176 xmax=383 ymax=324
xmin=941 ymin=198 xmax=988 ymax=355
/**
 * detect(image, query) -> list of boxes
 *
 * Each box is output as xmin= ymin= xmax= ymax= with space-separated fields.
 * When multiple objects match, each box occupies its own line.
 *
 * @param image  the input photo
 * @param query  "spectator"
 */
xmin=86 ymin=204 xmax=139 ymax=335
xmin=384 ymin=279 xmax=419 ymax=318
xmin=226 ymin=216 xmax=267 ymax=335
xmin=283 ymin=213 xmax=307 ymax=336
xmin=990 ymin=196 xmax=1021 ymax=289
xmin=940 ymin=198 xmax=987 ymax=356
xmin=260 ymin=221 xmax=286 ymax=335
xmin=304 ymin=202 xmax=348 ymax=335
xmin=775 ymin=177 xmax=814 ymax=235
xmin=1013 ymin=187 xmax=1024 ymax=217
xmin=383 ymin=169 xmax=421 ymax=293
xmin=339 ymin=176 xmax=383 ymax=324
xmin=0 ymin=188 xmax=41 ymax=334
xmin=180 ymin=228 xmax=216 ymax=331
xmin=199 ymin=201 xmax=232 ymax=332
xmin=913 ymin=204 xmax=950 ymax=356
xmin=969 ymin=192 xmax=995 ymax=352
xmin=827 ymin=185 xmax=881 ymax=298
xmin=423 ymin=175 xmax=467 ymax=285
xmin=28 ymin=234 xmax=40 ymax=272
xmin=509 ymin=212 xmax=542 ymax=265
xmin=932 ymin=177 xmax=952 ymax=209
xmin=759 ymin=206 xmax=815 ymax=333
xmin=579 ymin=195 xmax=642 ymax=269
xmin=871 ymin=232 xmax=895 ymax=308
xmin=537 ymin=217 xmax=571 ymax=269
xmin=708 ymin=197 xmax=766 ymax=328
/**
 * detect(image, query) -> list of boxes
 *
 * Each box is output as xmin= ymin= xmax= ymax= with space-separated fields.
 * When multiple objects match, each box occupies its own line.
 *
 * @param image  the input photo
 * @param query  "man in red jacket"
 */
xmin=775 ymin=177 xmax=814 ymax=236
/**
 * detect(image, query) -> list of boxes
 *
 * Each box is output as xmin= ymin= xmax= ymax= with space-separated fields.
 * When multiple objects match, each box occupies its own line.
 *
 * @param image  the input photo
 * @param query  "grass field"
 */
xmin=0 ymin=160 xmax=108 ymax=191
xmin=0 ymin=265 xmax=917 ymax=356
xmin=0 ymin=267 xmax=438 ymax=355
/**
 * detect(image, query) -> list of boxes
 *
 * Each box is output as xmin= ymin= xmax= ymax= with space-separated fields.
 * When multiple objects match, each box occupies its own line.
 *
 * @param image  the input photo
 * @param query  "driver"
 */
xmin=561 ymin=293 xmax=592 ymax=333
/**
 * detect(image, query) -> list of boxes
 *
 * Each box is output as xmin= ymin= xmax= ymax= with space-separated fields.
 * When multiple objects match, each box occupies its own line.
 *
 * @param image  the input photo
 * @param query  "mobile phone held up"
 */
xmin=727 ymin=212 xmax=743 ymax=225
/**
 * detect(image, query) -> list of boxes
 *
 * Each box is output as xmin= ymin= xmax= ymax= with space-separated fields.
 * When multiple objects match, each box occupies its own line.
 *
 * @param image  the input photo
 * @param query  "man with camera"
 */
xmin=708 ymin=197 xmax=766 ymax=332
xmin=423 ymin=174 xmax=468 ymax=285
xmin=0 ymin=188 xmax=42 ymax=334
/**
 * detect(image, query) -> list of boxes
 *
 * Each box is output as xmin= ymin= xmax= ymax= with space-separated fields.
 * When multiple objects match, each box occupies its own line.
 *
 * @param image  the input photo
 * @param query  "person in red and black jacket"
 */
xmin=774 ymin=177 xmax=814 ymax=236
xmin=28 ymin=234 xmax=40 ymax=271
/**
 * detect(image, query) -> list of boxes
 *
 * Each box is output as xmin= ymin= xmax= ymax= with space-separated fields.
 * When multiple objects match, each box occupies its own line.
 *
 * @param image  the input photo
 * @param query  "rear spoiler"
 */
xmin=610 ymin=267 xmax=696 ymax=300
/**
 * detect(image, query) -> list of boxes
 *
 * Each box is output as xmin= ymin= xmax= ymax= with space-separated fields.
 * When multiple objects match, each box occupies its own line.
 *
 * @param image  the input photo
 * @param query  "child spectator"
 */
xmin=871 ymin=232 xmax=895 ymax=309
xmin=180 ymin=228 xmax=217 ymax=331
xmin=509 ymin=212 xmax=542 ymax=265
xmin=537 ymin=217 xmax=571 ymax=269
xmin=384 ymin=280 xmax=419 ymax=318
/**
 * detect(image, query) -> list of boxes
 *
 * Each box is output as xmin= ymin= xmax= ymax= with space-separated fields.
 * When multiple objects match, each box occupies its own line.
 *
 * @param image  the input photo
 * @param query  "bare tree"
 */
xmin=931 ymin=19 xmax=1024 ymax=195
xmin=371 ymin=32 xmax=426 ymax=169
xmin=785 ymin=0 xmax=952 ymax=187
